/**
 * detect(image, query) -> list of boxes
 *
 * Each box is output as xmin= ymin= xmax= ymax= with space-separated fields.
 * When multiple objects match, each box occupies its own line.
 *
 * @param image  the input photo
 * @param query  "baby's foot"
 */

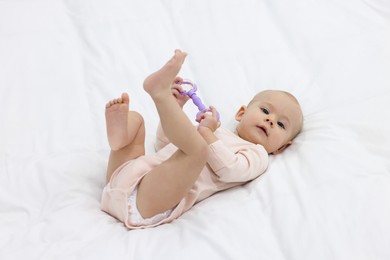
xmin=105 ymin=93 xmax=131 ymax=151
xmin=143 ymin=49 xmax=187 ymax=100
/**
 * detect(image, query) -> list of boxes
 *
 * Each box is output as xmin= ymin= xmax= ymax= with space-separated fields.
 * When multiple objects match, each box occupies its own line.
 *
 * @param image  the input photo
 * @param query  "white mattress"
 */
xmin=1 ymin=0 xmax=390 ymax=259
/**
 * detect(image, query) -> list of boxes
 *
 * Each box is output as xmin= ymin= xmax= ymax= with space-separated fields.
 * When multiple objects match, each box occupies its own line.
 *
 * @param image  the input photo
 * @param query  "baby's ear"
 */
xmin=235 ymin=106 xmax=247 ymax=121
xmin=271 ymin=141 xmax=292 ymax=155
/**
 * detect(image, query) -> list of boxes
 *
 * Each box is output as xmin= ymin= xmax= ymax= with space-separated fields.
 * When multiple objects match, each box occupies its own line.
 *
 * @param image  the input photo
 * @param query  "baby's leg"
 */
xmin=105 ymin=93 xmax=145 ymax=183
xmin=143 ymin=50 xmax=206 ymax=155
xmin=137 ymin=50 xmax=209 ymax=218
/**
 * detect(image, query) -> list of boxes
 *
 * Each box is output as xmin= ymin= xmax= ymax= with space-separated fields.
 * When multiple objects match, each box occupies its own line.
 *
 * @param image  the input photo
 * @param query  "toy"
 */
xmin=178 ymin=80 xmax=220 ymax=121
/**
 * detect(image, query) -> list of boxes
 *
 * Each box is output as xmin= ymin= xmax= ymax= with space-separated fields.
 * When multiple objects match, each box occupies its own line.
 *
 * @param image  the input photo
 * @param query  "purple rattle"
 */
xmin=178 ymin=80 xmax=220 ymax=121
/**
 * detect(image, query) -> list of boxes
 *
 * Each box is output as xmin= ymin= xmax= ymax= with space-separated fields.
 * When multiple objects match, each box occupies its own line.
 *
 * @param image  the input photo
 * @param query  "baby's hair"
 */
xmin=248 ymin=90 xmax=299 ymax=106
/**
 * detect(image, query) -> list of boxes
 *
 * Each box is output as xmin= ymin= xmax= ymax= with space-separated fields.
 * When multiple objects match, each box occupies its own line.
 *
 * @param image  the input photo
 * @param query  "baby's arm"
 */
xmin=197 ymin=106 xmax=220 ymax=145
xmin=208 ymin=141 xmax=268 ymax=183
xmin=197 ymin=107 xmax=268 ymax=182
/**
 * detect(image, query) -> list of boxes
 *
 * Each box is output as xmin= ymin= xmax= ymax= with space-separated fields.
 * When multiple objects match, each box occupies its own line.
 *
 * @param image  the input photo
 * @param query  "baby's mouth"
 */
xmin=257 ymin=125 xmax=268 ymax=136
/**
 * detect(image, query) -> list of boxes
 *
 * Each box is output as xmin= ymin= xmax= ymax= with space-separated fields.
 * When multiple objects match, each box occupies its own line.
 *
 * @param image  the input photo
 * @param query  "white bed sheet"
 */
xmin=1 ymin=0 xmax=390 ymax=259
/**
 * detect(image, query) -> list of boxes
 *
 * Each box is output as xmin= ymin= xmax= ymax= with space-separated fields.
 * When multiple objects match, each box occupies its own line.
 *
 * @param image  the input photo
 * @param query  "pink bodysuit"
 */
xmin=101 ymin=127 xmax=268 ymax=229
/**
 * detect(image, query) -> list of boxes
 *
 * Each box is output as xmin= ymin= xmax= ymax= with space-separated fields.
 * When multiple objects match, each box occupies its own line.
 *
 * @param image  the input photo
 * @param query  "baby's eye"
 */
xmin=277 ymin=122 xmax=285 ymax=129
xmin=261 ymin=108 xmax=269 ymax=114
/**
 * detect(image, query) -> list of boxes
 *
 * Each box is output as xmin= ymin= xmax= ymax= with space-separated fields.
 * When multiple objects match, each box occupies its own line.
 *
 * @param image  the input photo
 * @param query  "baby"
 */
xmin=101 ymin=50 xmax=303 ymax=229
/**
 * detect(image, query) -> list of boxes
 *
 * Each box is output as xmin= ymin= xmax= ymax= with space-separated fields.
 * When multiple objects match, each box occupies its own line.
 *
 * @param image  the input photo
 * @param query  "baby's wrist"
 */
xmin=198 ymin=125 xmax=214 ymax=134
xmin=197 ymin=126 xmax=218 ymax=144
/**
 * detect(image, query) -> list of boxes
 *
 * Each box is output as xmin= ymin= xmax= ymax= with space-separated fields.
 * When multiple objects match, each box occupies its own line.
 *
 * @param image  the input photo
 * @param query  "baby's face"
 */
xmin=235 ymin=91 xmax=303 ymax=154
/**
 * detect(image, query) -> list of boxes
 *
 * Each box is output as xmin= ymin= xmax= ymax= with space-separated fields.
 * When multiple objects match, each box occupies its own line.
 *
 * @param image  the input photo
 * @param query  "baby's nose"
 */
xmin=265 ymin=118 xmax=274 ymax=127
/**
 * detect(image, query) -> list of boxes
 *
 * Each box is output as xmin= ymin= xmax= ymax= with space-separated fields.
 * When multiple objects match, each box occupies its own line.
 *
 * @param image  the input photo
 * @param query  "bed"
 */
xmin=1 ymin=0 xmax=389 ymax=259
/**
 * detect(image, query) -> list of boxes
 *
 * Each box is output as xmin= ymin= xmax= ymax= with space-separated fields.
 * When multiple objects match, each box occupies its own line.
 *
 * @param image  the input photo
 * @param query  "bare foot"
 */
xmin=143 ymin=49 xmax=187 ymax=100
xmin=105 ymin=93 xmax=131 ymax=151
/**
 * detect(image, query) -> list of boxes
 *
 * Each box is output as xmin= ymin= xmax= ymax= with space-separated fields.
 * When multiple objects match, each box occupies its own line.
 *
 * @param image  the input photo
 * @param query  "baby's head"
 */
xmin=235 ymin=90 xmax=303 ymax=154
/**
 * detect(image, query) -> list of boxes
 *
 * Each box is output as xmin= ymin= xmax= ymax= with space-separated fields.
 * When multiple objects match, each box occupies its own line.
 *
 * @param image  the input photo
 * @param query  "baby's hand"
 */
xmin=171 ymin=76 xmax=190 ymax=108
xmin=196 ymin=106 xmax=220 ymax=133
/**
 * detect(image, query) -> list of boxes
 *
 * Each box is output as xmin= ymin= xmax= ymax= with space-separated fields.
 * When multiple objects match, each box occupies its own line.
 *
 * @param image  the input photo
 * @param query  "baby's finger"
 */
xmin=171 ymin=88 xmax=180 ymax=98
xmin=171 ymin=86 xmax=181 ymax=93
xmin=209 ymin=106 xmax=221 ymax=123
xmin=195 ymin=112 xmax=206 ymax=123
xmin=174 ymin=76 xmax=183 ymax=84
xmin=173 ymin=83 xmax=188 ymax=94
xmin=209 ymin=106 xmax=218 ymax=118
